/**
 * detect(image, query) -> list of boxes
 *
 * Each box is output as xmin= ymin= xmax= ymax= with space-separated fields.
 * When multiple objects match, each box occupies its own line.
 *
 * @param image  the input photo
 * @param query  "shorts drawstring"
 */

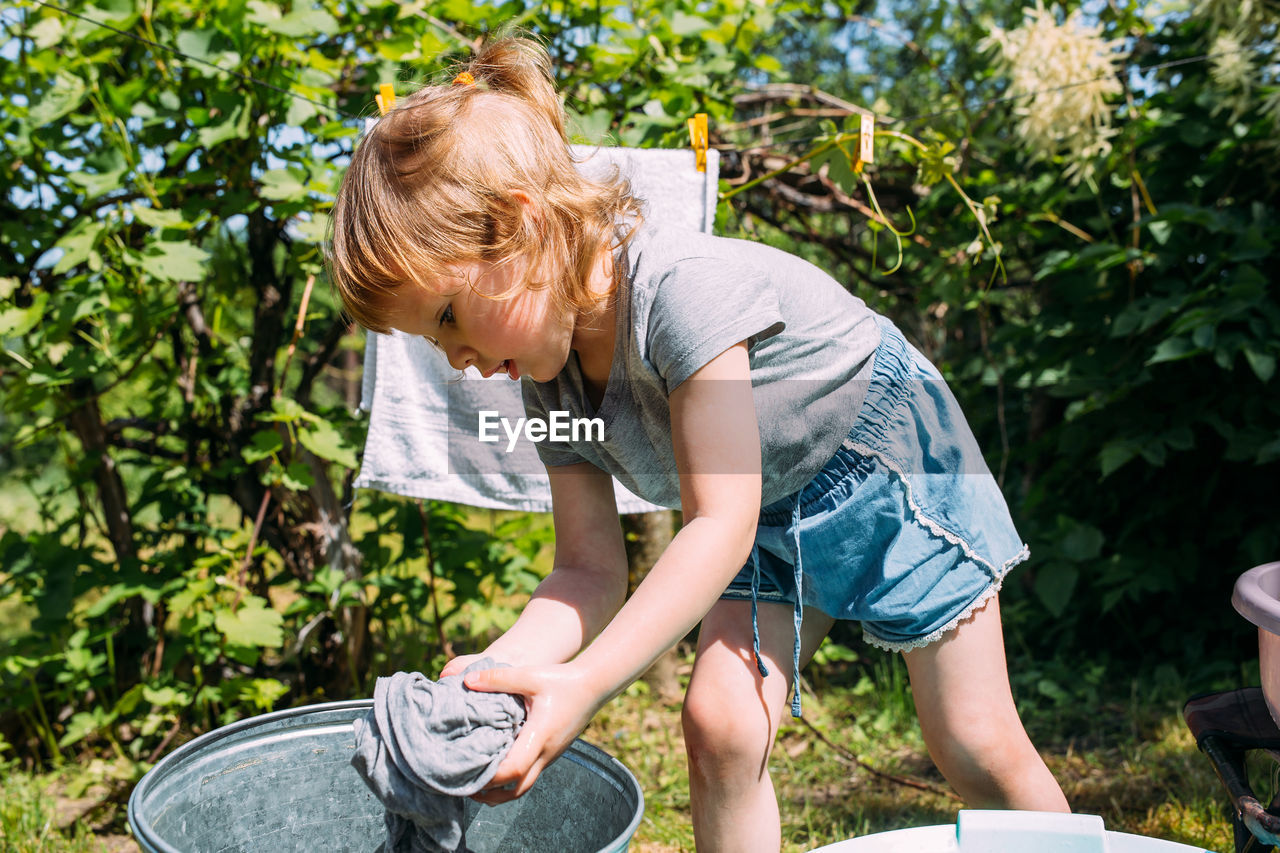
xmin=788 ymin=496 xmax=805 ymax=718
xmin=748 ymin=545 xmax=770 ymax=678
xmin=747 ymin=499 xmax=807 ymax=718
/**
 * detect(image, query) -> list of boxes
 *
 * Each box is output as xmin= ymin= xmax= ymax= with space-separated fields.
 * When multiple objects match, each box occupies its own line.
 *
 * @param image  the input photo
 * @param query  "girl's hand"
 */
xmin=439 ymin=653 xmax=494 ymax=679
xmin=462 ymin=662 xmax=603 ymax=804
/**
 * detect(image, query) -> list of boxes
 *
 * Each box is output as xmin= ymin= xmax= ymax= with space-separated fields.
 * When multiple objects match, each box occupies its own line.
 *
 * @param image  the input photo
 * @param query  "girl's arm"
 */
xmin=466 ymin=341 xmax=761 ymax=801
xmin=441 ymin=462 xmax=629 ymax=673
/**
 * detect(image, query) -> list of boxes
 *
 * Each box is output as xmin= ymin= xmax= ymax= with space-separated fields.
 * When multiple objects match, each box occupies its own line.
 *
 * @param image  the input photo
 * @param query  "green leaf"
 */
xmin=132 ymin=204 xmax=190 ymax=230
xmin=246 ymin=0 xmax=338 ymax=36
xmin=918 ymin=139 xmax=957 ymax=186
xmin=27 ymin=16 xmax=64 ymax=50
xmin=817 ymin=139 xmax=859 ymax=194
xmin=1147 ymin=220 xmax=1172 ymax=245
xmin=1034 ymin=563 xmax=1078 ymax=619
xmin=375 ymin=33 xmax=418 ymax=60
xmin=29 ymin=71 xmax=87 ymax=126
xmin=242 ymin=429 xmax=283 ymax=463
xmin=277 ymin=7 xmax=340 ymax=37
xmin=259 ymin=397 xmax=309 ymax=423
xmin=1245 ymin=349 xmax=1276 ymax=383
xmin=298 ymin=419 xmax=358 ymax=468
xmin=0 ymin=292 xmax=49 ymax=337
xmin=215 ymin=597 xmax=284 ymax=648
xmin=260 ymin=169 xmax=308 ymax=202
xmin=53 ymin=223 xmax=104 ymax=274
xmin=754 ymin=54 xmax=783 ymax=73
xmin=175 ymin=30 xmax=215 ymax=61
xmin=1146 ymin=336 xmax=1194 ymax=365
xmin=1037 ymin=678 xmax=1070 ymax=704
xmin=67 ymin=165 xmax=128 ymax=199
xmin=1060 ymin=522 xmax=1104 ymax=562
xmin=670 ymin=12 xmax=712 ymax=36
xmin=197 ymin=105 xmax=250 ymax=149
xmin=1191 ymin=324 xmax=1215 ymax=350
xmin=1099 ymin=442 xmax=1135 ymax=478
xmin=281 ymin=461 xmax=314 ymax=491
xmin=139 ymin=241 xmax=212 ymax=282
xmin=239 ymin=678 xmax=289 ymax=711
xmin=285 ymin=96 xmax=319 ymax=127
xmin=143 ymin=685 xmax=191 ymax=709
xmin=59 ymin=709 xmax=112 ymax=748
xmin=113 ymin=683 xmax=146 ymax=717
xmin=570 ymin=109 xmax=613 ymax=144
xmin=291 ymin=213 xmax=328 ymax=243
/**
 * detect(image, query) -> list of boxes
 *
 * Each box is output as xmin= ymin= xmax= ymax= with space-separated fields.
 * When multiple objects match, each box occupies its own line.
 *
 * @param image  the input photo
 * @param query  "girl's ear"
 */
xmin=506 ymin=188 xmax=542 ymax=226
xmin=506 ymin=187 xmax=547 ymax=247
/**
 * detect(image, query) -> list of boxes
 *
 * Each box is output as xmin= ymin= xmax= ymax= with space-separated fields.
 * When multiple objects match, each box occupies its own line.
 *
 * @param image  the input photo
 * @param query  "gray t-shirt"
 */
xmin=522 ymin=222 xmax=881 ymax=509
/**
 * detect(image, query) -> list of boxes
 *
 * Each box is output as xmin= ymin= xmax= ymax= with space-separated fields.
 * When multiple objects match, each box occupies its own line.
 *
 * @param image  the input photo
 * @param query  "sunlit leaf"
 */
xmin=28 ymin=71 xmax=87 ymax=126
xmin=139 ymin=242 xmax=212 ymax=282
xmin=215 ymin=597 xmax=284 ymax=648
xmin=298 ymin=419 xmax=358 ymax=468
xmin=260 ymin=169 xmax=308 ymax=202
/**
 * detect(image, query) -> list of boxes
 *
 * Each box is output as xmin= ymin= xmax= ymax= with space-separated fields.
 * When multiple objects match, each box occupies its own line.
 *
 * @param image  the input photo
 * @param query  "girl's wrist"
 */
xmin=568 ymin=644 xmax=638 ymax=705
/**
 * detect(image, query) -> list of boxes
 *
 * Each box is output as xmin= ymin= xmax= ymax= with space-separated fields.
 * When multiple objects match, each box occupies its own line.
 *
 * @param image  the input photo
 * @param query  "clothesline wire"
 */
xmin=14 ymin=0 xmax=1269 ymax=132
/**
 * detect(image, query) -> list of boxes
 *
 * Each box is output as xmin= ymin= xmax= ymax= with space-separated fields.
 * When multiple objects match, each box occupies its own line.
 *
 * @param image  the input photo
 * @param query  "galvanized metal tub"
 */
xmin=128 ymin=699 xmax=644 ymax=852
xmin=1232 ymin=561 xmax=1280 ymax=727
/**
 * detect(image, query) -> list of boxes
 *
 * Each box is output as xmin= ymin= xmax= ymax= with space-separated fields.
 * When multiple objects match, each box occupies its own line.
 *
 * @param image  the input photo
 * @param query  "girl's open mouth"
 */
xmin=504 ymin=359 xmax=520 ymax=381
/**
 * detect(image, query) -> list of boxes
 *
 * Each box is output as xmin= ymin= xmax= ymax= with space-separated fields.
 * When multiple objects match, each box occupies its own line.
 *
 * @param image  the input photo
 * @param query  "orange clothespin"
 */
xmin=687 ymin=112 xmax=708 ymax=173
xmin=854 ymin=113 xmax=874 ymax=173
xmin=375 ymin=83 xmax=396 ymax=116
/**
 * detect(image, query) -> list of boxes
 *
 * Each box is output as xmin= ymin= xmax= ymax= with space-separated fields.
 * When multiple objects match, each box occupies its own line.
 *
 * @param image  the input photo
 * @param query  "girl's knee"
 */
xmin=683 ymin=665 xmax=777 ymax=773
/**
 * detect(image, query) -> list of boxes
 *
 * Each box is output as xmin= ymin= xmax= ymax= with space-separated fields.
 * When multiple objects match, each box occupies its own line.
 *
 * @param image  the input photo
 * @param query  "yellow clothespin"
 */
xmin=687 ymin=112 xmax=708 ymax=173
xmin=854 ymin=113 xmax=874 ymax=173
xmin=375 ymin=83 xmax=396 ymax=116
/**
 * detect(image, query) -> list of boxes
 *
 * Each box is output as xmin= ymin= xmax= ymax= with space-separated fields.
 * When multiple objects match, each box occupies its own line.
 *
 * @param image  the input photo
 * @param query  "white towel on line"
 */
xmin=354 ymin=147 xmax=720 ymax=513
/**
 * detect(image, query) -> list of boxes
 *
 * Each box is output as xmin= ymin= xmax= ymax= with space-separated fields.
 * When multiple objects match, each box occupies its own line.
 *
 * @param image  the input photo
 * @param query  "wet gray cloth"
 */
xmin=351 ymin=660 xmax=525 ymax=853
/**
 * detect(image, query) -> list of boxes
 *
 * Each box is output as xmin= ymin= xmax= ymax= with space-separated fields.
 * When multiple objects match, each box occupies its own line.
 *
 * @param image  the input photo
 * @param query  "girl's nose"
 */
xmin=445 ymin=343 xmax=476 ymax=373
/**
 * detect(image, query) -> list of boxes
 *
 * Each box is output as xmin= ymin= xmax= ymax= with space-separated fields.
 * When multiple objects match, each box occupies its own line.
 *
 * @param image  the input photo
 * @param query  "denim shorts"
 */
xmin=722 ymin=316 xmax=1028 ymax=715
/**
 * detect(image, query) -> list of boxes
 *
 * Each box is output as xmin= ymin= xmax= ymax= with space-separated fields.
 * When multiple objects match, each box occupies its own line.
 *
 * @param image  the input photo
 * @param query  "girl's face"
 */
xmin=388 ymin=259 xmax=576 ymax=383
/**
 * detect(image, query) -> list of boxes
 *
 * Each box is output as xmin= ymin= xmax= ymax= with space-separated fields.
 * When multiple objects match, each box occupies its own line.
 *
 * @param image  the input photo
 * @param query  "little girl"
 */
xmin=328 ymin=37 xmax=1068 ymax=850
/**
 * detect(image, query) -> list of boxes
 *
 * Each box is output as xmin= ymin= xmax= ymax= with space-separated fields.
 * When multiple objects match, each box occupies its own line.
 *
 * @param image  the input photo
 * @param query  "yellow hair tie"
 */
xmin=453 ymin=71 xmax=476 ymax=87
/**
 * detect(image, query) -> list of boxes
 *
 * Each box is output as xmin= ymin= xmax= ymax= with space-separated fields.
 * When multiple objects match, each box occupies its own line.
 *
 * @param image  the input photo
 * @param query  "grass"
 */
xmin=0 ymin=765 xmax=126 ymax=853
xmin=584 ymin=648 xmax=1238 ymax=852
xmin=0 ymin=647 xmax=1243 ymax=852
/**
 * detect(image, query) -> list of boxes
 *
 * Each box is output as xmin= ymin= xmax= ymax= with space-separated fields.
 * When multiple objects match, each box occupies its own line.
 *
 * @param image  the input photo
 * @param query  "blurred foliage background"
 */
xmin=0 ymin=0 xmax=1276 ymax=840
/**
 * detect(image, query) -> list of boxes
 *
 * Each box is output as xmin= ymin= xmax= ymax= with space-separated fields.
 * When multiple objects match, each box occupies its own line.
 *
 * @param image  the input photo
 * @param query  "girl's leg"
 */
xmin=683 ymin=599 xmax=834 ymax=853
xmin=901 ymin=594 xmax=1069 ymax=811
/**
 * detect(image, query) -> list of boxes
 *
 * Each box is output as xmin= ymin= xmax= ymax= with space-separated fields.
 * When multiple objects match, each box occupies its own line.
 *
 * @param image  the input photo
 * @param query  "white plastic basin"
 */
xmin=809 ymin=811 xmax=1215 ymax=852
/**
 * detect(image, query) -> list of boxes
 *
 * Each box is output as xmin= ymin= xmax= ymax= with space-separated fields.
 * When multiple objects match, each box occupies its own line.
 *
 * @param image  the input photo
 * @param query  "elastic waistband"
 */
xmin=758 ymin=317 xmax=910 ymax=527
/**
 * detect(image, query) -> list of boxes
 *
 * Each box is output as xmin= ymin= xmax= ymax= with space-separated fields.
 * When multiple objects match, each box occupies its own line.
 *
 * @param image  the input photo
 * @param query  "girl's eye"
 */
xmin=441 ymin=305 xmax=455 ymax=326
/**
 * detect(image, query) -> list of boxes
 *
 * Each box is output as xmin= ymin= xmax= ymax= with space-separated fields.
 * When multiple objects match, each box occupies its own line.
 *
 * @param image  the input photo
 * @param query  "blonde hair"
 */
xmin=327 ymin=37 xmax=643 ymax=334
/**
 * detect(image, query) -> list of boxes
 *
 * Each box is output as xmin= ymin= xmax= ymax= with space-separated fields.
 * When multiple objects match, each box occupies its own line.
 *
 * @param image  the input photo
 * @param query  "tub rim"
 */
xmin=1233 ymin=561 xmax=1280 ymax=636
xmin=127 ymin=698 xmax=644 ymax=853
